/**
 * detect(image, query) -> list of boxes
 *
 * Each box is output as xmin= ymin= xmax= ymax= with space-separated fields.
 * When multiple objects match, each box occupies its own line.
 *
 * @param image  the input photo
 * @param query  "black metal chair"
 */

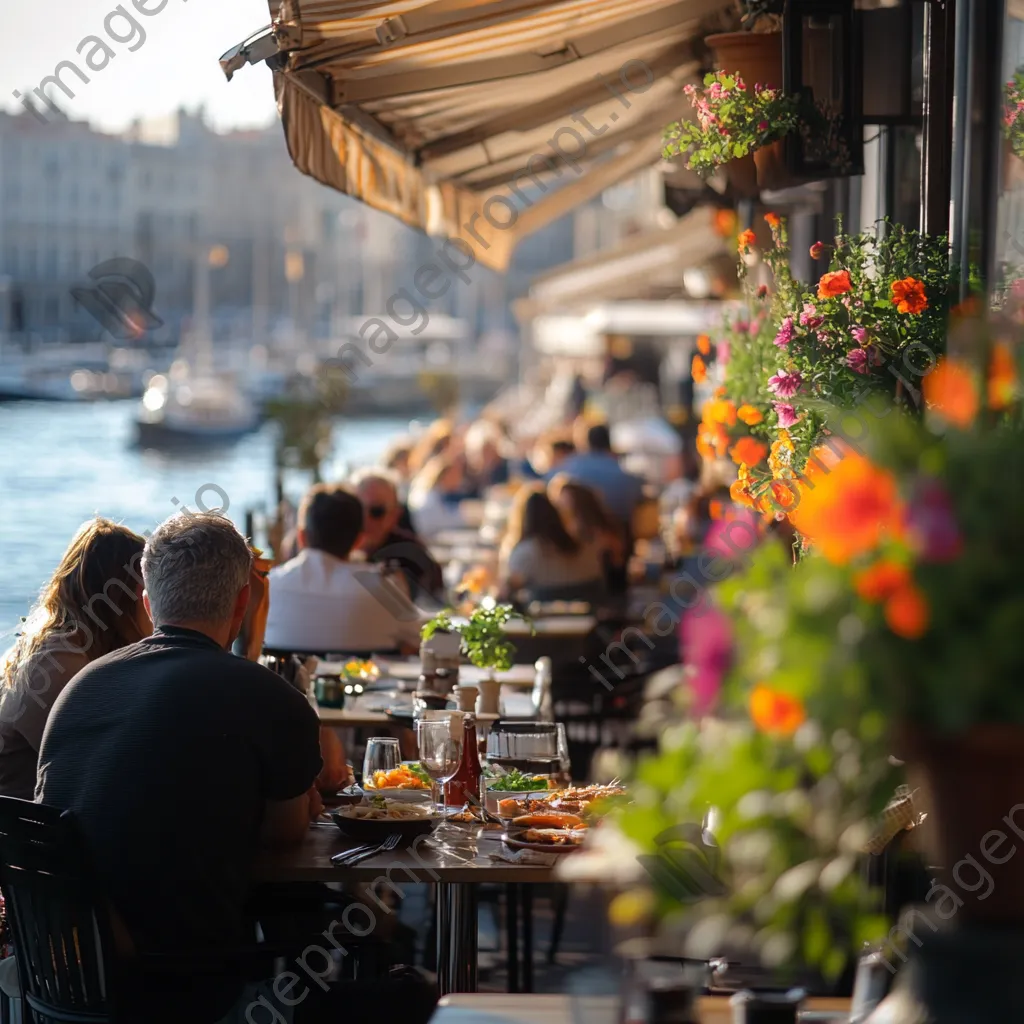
xmin=0 ymin=798 xmax=306 ymax=1024
xmin=0 ymin=797 xmax=117 ymax=1022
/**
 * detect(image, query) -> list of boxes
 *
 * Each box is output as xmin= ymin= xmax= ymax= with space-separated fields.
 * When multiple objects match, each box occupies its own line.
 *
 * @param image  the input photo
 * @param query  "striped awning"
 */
xmin=225 ymin=0 xmax=734 ymax=272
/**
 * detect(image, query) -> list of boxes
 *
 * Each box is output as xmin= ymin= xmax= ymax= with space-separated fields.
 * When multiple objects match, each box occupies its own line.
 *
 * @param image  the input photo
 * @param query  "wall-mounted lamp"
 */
xmin=783 ymin=0 xmax=865 ymax=180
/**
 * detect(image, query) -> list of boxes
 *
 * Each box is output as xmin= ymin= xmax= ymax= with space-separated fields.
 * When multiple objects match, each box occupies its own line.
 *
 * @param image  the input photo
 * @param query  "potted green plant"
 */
xmin=421 ymin=603 xmax=518 ymax=681
xmin=664 ymin=73 xmax=799 ymax=182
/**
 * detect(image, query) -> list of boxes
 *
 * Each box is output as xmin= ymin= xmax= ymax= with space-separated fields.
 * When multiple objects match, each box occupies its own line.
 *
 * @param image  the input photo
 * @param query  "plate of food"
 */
xmin=331 ymin=797 xmax=439 ymax=840
xmin=502 ymin=811 xmax=588 ymax=853
xmin=362 ymin=764 xmax=432 ymax=801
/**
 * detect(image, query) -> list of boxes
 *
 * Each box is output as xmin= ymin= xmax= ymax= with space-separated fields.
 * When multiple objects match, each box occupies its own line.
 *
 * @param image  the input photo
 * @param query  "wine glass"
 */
xmin=362 ymin=737 xmax=400 ymax=789
xmin=417 ymin=719 xmax=463 ymax=823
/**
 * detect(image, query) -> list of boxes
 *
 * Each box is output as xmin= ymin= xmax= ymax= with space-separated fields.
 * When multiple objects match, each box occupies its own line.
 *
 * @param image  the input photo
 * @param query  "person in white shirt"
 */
xmin=264 ymin=484 xmax=423 ymax=655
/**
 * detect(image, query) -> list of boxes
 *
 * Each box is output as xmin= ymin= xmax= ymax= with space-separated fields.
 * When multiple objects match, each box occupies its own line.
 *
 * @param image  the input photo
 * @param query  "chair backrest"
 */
xmin=0 ymin=797 xmax=114 ymax=1023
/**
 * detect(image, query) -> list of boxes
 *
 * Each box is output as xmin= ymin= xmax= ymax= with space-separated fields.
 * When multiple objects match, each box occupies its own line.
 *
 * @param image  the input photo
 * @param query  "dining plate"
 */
xmin=358 ymin=786 xmax=431 ymax=802
xmin=330 ymin=809 xmax=439 ymax=842
xmin=502 ymin=831 xmax=584 ymax=854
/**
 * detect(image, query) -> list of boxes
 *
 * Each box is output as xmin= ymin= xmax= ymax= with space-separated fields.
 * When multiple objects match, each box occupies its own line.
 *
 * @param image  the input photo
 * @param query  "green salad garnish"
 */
xmin=486 ymin=768 xmax=547 ymax=792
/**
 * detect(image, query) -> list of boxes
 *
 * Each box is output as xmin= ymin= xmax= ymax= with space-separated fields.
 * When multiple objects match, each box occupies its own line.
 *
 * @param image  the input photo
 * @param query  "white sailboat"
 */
xmin=134 ymin=244 xmax=259 ymax=446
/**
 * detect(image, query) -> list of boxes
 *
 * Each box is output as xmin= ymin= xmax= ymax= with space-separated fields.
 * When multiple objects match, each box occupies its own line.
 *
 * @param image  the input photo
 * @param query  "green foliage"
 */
xmin=421 ymin=603 xmax=521 ymax=672
xmin=265 ymin=367 xmax=349 ymax=481
xmin=664 ymin=73 xmax=799 ymax=179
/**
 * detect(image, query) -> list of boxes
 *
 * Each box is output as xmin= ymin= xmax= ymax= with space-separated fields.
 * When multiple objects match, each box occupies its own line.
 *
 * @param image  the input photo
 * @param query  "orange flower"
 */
xmin=737 ymin=229 xmax=756 ymax=253
xmin=703 ymin=398 xmax=737 ymax=426
xmin=696 ymin=334 xmax=712 ymax=356
xmin=714 ymin=208 xmax=738 ymax=238
xmin=730 ymin=476 xmax=756 ymax=507
xmin=750 ymin=685 xmax=805 ymax=736
xmin=885 ymin=584 xmax=929 ymax=639
xmin=890 ymin=277 xmax=928 ymax=315
xmin=764 ymin=212 xmax=781 ymax=229
xmin=698 ymin=420 xmax=730 ymax=459
xmin=789 ymin=453 xmax=902 ymax=564
xmin=736 ymin=404 xmax=763 ymax=426
xmin=809 ymin=241 xmax=824 ymax=260
xmin=713 ymin=385 xmax=727 ymax=399
xmin=768 ymin=431 xmax=795 ymax=478
xmin=709 ymin=500 xmax=724 ymax=520
xmin=922 ymin=358 xmax=978 ymax=428
xmin=854 ymin=560 xmax=911 ymax=603
xmin=730 ymin=437 xmax=768 ymax=467
xmin=691 ymin=354 xmax=707 ymax=383
xmin=817 ymin=269 xmax=852 ymax=300
xmin=988 ymin=341 xmax=1018 ymax=410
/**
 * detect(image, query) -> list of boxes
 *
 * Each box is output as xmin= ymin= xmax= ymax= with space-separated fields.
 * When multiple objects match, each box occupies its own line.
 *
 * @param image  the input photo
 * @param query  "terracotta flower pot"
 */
xmin=753 ymin=139 xmax=801 ymax=191
xmin=899 ymin=723 xmax=1024 ymax=924
xmin=705 ymin=31 xmax=783 ymax=90
xmin=727 ymin=154 xmax=760 ymax=198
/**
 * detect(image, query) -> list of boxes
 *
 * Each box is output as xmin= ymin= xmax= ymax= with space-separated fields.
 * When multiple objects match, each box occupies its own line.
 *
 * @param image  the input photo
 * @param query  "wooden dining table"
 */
xmin=252 ymin=822 xmax=559 ymax=996
xmin=430 ymin=994 xmax=852 ymax=1023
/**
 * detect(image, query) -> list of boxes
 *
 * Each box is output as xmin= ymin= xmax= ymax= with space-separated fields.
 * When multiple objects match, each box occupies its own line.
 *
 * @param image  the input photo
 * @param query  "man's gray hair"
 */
xmin=142 ymin=512 xmax=252 ymax=626
xmin=349 ymin=467 xmax=400 ymax=499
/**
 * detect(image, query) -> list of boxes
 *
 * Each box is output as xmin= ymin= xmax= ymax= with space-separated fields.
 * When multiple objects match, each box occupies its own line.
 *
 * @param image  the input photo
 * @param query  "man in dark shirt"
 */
xmin=37 ymin=512 xmax=323 ymax=1021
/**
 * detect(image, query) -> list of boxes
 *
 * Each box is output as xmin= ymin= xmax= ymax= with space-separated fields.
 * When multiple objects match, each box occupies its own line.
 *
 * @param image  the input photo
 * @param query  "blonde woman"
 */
xmin=0 ymin=519 xmax=151 ymax=799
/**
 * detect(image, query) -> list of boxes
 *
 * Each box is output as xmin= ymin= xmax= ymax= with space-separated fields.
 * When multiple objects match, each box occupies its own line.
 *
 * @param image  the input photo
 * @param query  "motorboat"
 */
xmin=135 ymin=368 xmax=260 ymax=446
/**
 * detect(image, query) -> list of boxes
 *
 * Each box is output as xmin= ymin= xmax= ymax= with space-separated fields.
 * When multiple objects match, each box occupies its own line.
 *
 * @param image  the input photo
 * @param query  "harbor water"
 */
xmin=0 ymin=401 xmax=406 ymax=638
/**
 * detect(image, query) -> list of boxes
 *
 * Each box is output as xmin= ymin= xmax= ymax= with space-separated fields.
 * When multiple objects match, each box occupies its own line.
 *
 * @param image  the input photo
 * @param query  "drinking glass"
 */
xmin=362 ymin=737 xmax=400 ymax=788
xmin=417 ymin=720 xmax=463 ymax=821
xmin=556 ymin=722 xmax=571 ymax=777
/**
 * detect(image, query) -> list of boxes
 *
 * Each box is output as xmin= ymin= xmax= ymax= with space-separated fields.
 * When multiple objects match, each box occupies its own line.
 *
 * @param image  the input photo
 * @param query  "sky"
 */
xmin=2 ymin=0 xmax=279 ymax=134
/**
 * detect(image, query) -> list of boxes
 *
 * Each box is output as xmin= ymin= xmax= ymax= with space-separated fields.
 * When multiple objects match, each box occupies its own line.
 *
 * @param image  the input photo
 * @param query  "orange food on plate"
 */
xmin=368 ymin=766 xmax=429 ymax=790
xmin=521 ymin=829 xmax=585 ymax=846
xmin=512 ymin=812 xmax=585 ymax=829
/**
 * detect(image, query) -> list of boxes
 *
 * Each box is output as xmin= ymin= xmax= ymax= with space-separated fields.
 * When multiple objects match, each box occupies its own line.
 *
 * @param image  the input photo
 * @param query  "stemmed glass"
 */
xmin=362 ymin=737 xmax=400 ymax=788
xmin=417 ymin=719 xmax=463 ymax=827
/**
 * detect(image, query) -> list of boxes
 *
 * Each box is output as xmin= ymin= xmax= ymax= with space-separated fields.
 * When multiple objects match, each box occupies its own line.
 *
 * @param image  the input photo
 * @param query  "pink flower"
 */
xmin=708 ymin=82 xmax=723 ymax=99
xmin=757 ymin=120 xmax=769 ymax=132
xmin=680 ymin=605 xmax=733 ymax=717
xmin=773 ymin=402 xmax=798 ymax=428
xmin=717 ymin=340 xmax=731 ymax=364
xmin=851 ymin=326 xmax=867 ymax=344
xmin=846 ymin=348 xmax=869 ymax=374
xmin=767 ymin=370 xmax=803 ymax=398
xmin=904 ymin=477 xmax=962 ymax=563
xmin=799 ymin=302 xmax=824 ymax=329
xmin=774 ymin=316 xmax=795 ymax=348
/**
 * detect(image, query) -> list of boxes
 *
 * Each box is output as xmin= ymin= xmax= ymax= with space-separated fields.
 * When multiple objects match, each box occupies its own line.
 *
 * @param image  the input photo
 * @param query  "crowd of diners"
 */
xmin=0 ymin=406 xmax=777 ymax=1023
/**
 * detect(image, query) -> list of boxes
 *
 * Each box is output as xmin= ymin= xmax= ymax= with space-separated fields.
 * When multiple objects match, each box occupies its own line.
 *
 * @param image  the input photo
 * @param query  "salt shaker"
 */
xmin=730 ymin=988 xmax=805 ymax=1024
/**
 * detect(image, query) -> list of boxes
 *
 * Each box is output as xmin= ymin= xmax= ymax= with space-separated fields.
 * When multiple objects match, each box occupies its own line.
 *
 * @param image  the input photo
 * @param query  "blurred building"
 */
xmin=0 ymin=106 xmax=631 ymax=348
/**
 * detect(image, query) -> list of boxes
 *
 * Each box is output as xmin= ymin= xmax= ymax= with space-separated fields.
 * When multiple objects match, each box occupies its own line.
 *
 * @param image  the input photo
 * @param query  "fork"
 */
xmin=331 ymin=832 xmax=402 ymax=866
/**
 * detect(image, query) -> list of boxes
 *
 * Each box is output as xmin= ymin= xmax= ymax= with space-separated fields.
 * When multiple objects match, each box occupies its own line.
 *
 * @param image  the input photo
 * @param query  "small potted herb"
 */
xmin=422 ymin=603 xmax=518 ymax=682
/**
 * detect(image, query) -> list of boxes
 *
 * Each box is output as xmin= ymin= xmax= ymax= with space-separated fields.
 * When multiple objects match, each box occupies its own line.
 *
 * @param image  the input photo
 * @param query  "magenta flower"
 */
xmin=680 ymin=605 xmax=733 ymax=717
xmin=757 ymin=119 xmax=769 ymax=132
xmin=774 ymin=317 xmax=795 ymax=348
xmin=767 ymin=370 xmax=803 ymax=398
xmin=799 ymin=302 xmax=824 ymax=330
xmin=773 ymin=402 xmax=798 ymax=428
xmin=851 ymin=326 xmax=867 ymax=344
xmin=905 ymin=478 xmax=962 ymax=563
xmin=846 ymin=348 xmax=869 ymax=374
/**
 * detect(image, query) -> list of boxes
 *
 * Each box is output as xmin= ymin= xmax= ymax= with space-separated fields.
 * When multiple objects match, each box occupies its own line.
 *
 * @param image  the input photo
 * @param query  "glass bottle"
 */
xmin=444 ymin=713 xmax=482 ymax=806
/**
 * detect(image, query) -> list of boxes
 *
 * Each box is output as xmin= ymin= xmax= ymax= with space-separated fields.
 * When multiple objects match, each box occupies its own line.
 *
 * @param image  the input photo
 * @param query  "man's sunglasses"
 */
xmin=366 ymin=504 xmax=390 ymax=519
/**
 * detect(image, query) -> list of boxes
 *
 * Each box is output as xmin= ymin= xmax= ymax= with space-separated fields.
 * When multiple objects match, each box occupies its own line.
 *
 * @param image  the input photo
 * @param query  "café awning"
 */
xmin=512 ymin=205 xmax=729 ymax=319
xmin=224 ymin=0 xmax=734 ymax=272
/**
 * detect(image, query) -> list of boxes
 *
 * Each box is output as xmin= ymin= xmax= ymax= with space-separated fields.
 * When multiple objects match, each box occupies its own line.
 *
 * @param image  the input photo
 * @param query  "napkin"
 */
xmin=488 ymin=846 xmax=558 ymax=867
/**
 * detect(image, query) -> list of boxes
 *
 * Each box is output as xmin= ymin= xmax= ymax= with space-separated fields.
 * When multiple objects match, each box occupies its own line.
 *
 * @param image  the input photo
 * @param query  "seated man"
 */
xmin=264 ymin=483 xmax=423 ymax=655
xmin=350 ymin=467 xmax=444 ymax=604
xmin=35 ymin=512 xmax=324 ymax=1022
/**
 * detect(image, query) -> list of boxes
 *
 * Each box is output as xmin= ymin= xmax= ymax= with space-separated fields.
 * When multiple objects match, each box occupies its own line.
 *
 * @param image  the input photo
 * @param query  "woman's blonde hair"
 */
xmin=3 ymin=518 xmax=148 ymax=687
